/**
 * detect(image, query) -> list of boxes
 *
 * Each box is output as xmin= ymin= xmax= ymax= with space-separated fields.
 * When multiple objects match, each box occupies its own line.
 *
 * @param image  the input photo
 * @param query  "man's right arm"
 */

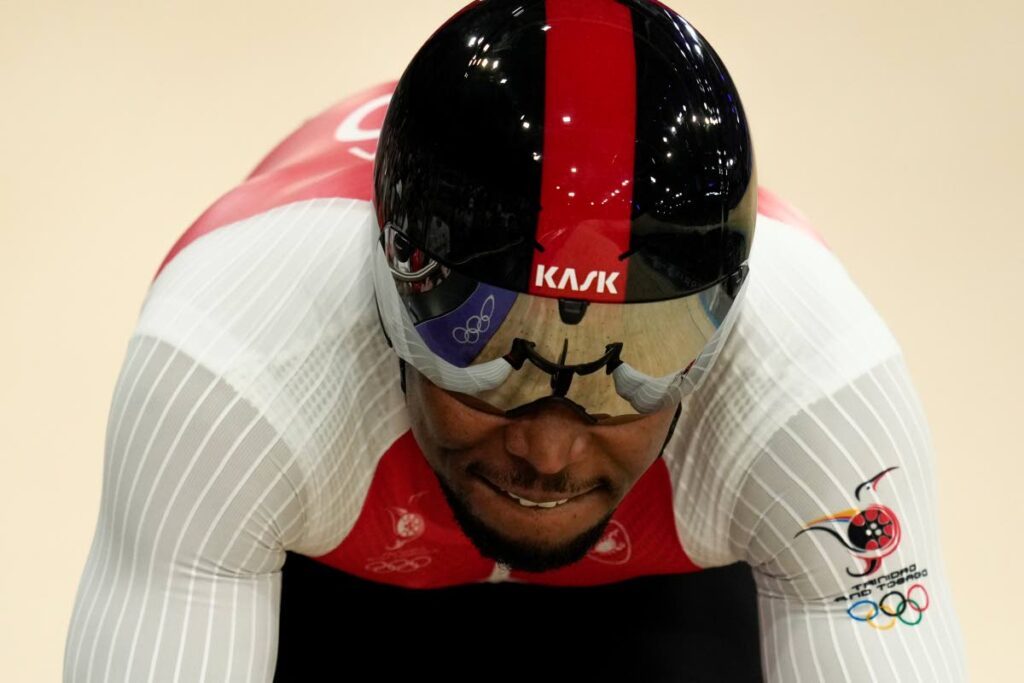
xmin=63 ymin=335 xmax=306 ymax=682
xmin=731 ymin=353 xmax=969 ymax=681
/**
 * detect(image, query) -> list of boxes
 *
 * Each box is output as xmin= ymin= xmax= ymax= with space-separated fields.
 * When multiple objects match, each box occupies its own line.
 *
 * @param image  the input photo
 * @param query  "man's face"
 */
xmin=404 ymin=365 xmax=679 ymax=574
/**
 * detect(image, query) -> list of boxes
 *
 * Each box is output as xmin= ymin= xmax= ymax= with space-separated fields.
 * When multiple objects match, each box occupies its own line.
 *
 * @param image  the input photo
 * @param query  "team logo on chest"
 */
xmin=364 ymin=491 xmax=436 ymax=575
xmin=586 ymin=520 xmax=632 ymax=565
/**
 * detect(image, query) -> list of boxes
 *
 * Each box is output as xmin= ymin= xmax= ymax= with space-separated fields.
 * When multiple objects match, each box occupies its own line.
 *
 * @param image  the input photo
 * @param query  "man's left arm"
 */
xmin=731 ymin=353 xmax=969 ymax=682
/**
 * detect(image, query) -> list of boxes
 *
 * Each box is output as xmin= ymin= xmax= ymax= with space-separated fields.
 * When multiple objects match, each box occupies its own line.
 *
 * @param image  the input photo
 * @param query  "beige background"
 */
xmin=2 ymin=1 xmax=1019 ymax=679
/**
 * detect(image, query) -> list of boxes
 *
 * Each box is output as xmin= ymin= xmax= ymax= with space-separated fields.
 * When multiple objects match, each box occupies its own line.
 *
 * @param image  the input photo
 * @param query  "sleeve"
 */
xmin=62 ymin=334 xmax=307 ymax=682
xmin=730 ymin=353 xmax=970 ymax=682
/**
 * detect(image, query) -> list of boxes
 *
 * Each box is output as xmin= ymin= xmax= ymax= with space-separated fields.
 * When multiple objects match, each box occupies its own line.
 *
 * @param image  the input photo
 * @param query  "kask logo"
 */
xmin=535 ymin=265 xmax=620 ymax=294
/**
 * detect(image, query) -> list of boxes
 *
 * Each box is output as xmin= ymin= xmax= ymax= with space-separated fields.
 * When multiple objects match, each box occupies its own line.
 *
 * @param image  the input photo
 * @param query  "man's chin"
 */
xmin=434 ymin=473 xmax=615 ymax=574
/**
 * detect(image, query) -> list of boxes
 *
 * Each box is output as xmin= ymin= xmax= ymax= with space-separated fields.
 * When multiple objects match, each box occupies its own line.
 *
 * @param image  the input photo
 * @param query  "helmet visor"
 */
xmin=373 ymin=221 xmax=749 ymax=421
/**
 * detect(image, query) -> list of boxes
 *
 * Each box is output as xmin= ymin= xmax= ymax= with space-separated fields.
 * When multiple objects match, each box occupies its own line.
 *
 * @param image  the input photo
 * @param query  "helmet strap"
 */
xmin=658 ymin=402 xmax=683 ymax=459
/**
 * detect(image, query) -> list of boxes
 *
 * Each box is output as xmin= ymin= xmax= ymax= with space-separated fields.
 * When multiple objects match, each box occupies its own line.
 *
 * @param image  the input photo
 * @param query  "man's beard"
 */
xmin=433 ymin=471 xmax=616 ymax=574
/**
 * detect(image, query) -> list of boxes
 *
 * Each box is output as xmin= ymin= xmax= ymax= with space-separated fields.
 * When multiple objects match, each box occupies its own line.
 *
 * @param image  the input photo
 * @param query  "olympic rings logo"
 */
xmin=365 ymin=555 xmax=432 ymax=574
xmin=452 ymin=295 xmax=495 ymax=345
xmin=847 ymin=583 xmax=930 ymax=629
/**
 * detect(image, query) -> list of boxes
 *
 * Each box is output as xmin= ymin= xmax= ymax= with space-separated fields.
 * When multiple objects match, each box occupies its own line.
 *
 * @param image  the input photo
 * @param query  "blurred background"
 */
xmin=2 ymin=0 xmax=1019 ymax=679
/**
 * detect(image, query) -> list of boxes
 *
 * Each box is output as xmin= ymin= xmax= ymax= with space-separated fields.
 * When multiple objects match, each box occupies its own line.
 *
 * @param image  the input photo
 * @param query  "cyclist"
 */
xmin=64 ymin=1 xmax=968 ymax=680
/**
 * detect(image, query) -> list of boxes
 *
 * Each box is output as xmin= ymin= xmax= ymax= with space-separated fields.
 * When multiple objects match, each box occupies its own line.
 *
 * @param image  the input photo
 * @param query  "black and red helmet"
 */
xmin=372 ymin=0 xmax=756 ymax=421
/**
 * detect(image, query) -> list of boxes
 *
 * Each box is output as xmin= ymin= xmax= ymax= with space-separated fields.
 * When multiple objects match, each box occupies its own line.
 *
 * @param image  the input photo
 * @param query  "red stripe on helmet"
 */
xmin=530 ymin=0 xmax=636 ymax=303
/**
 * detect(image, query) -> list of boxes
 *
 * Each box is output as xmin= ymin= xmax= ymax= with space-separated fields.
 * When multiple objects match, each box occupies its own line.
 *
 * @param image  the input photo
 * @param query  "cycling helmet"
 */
xmin=372 ymin=0 xmax=756 ymax=422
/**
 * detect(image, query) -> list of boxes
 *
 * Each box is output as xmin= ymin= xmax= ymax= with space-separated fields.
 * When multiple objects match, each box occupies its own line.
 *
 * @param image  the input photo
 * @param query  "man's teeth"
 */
xmin=500 ymin=488 xmax=571 ymax=508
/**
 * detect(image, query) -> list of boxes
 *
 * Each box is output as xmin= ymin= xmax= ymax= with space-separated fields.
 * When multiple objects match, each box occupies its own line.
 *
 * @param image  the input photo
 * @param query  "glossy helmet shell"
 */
xmin=373 ymin=0 xmax=756 ymax=305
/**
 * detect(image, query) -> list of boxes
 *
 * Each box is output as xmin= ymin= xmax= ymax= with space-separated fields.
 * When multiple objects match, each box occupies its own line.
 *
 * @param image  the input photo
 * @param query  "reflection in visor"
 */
xmin=373 ymin=220 xmax=749 ymax=418
xmin=504 ymin=337 xmax=624 ymax=399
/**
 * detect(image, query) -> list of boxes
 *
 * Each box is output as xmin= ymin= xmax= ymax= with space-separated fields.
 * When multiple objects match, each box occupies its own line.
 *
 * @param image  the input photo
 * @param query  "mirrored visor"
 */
xmin=372 ymin=220 xmax=749 ymax=420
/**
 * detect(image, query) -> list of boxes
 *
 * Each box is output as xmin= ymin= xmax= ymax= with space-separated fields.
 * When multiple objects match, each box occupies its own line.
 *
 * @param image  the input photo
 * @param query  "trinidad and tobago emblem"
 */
xmin=795 ymin=466 xmax=902 ymax=578
xmin=383 ymin=491 xmax=429 ymax=551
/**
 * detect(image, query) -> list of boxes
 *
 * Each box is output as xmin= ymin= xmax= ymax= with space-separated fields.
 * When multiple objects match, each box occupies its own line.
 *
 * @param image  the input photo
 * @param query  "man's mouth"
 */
xmin=476 ymin=475 xmax=597 ymax=509
xmin=500 ymin=487 xmax=573 ymax=508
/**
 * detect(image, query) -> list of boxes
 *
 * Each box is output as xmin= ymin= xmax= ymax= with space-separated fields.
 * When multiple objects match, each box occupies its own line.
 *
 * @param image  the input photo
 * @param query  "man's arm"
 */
xmin=63 ymin=335 xmax=305 ymax=682
xmin=731 ymin=353 xmax=969 ymax=681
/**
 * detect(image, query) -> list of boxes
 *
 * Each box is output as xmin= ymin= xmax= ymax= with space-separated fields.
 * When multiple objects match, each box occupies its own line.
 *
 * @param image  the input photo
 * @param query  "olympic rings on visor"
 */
xmin=372 ymin=219 xmax=750 ymax=421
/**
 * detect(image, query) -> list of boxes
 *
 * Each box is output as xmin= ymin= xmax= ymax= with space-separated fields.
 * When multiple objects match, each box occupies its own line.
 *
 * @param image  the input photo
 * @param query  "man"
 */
xmin=64 ymin=1 xmax=968 ymax=681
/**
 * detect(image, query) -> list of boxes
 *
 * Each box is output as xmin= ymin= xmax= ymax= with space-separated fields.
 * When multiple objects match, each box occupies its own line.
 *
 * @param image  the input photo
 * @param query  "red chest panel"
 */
xmin=309 ymin=430 xmax=702 ymax=588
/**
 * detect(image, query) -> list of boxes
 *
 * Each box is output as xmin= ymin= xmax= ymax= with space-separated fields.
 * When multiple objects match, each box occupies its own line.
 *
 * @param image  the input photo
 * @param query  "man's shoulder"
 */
xmin=123 ymin=84 xmax=407 ymax=551
xmin=151 ymin=80 xmax=393 ymax=282
xmin=697 ymin=198 xmax=902 ymax=446
xmin=663 ymin=196 xmax=904 ymax=565
xmin=131 ymin=194 xmax=407 ymax=556
xmin=137 ymin=196 xmax=380 ymax=371
xmin=138 ymin=81 xmax=396 ymax=363
xmin=738 ymin=203 xmax=902 ymax=395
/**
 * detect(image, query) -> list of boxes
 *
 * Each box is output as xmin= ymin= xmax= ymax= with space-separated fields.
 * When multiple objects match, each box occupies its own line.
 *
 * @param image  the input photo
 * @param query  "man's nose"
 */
xmin=502 ymin=399 xmax=595 ymax=475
